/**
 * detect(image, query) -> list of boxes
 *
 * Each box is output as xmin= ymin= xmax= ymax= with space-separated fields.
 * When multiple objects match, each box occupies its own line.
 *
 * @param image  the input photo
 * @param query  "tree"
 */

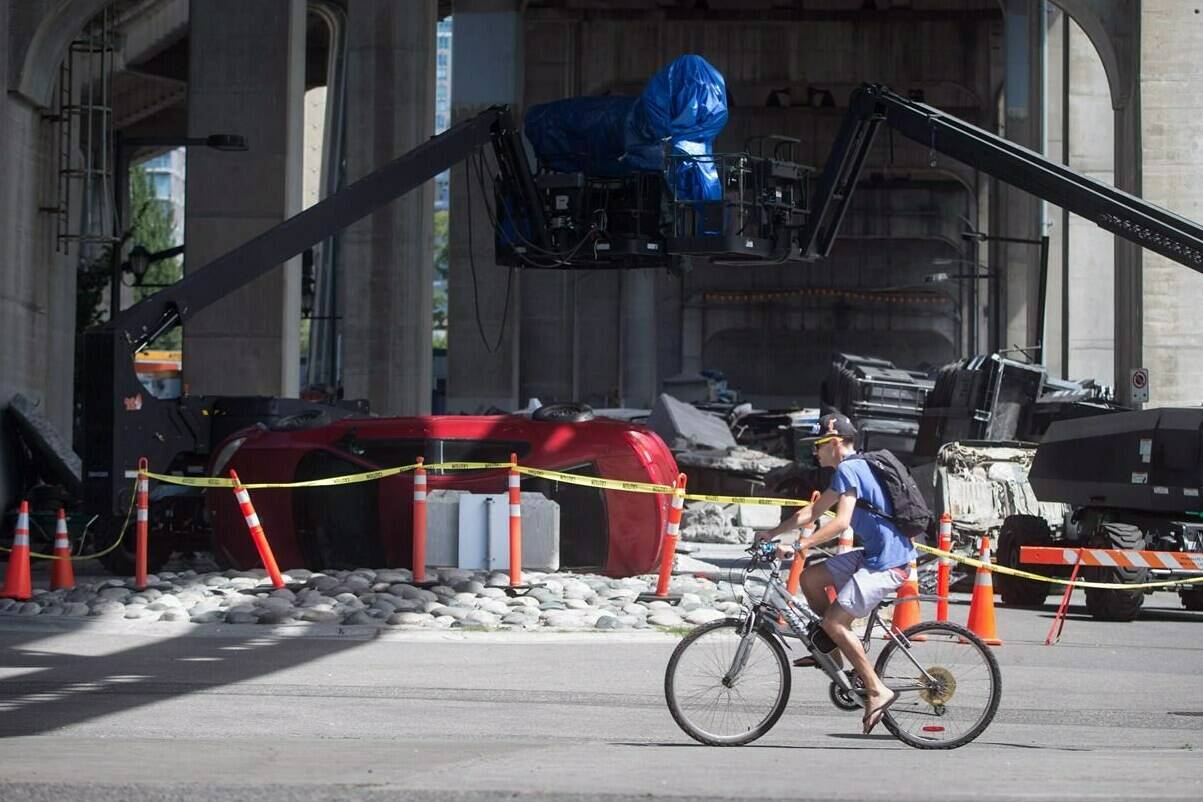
xmin=127 ymin=163 xmax=182 ymax=348
xmin=433 ymin=208 xmax=449 ymax=348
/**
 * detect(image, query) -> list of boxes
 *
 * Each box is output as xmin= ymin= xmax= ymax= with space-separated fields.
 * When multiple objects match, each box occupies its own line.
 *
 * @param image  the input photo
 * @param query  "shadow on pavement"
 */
xmin=0 ymin=619 xmax=371 ymax=737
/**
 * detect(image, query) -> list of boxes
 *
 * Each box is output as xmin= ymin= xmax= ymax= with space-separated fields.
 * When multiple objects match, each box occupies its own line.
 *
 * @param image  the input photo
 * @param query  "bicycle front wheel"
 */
xmin=664 ymin=618 xmax=791 ymax=746
xmin=874 ymin=620 xmax=1001 ymax=749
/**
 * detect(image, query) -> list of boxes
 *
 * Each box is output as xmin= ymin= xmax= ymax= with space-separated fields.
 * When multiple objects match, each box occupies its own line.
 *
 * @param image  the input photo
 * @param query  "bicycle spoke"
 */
xmin=666 ymin=621 xmax=790 ymax=745
xmin=876 ymin=624 xmax=1001 ymax=749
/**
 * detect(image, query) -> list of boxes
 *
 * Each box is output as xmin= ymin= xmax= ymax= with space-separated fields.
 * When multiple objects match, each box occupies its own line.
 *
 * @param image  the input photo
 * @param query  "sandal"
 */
xmin=862 ymin=689 xmax=898 ymax=735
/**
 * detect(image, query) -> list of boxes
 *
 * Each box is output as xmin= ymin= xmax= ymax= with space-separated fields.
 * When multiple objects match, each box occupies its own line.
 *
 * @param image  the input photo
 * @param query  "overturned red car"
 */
xmin=205 ymin=410 xmax=679 ymax=577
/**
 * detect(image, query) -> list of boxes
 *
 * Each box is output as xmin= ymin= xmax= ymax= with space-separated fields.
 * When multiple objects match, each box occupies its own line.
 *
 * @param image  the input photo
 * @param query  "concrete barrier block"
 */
xmin=737 ymin=503 xmax=782 ymax=529
xmin=426 ymin=490 xmax=559 ymax=571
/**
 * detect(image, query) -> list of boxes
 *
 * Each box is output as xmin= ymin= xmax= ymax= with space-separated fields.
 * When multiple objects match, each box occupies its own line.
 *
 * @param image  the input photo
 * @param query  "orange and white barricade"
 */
xmin=965 ymin=534 xmax=1001 ymax=645
xmin=230 ymin=469 xmax=285 ymax=589
xmin=135 ymin=458 xmax=150 ymax=590
xmin=935 ymin=513 xmax=953 ymax=622
xmin=412 ymin=457 xmax=429 ymax=585
xmin=508 ymin=453 xmax=523 ymax=588
xmin=50 ymin=508 xmax=75 ymax=591
xmin=1 ymin=501 xmax=32 ymax=600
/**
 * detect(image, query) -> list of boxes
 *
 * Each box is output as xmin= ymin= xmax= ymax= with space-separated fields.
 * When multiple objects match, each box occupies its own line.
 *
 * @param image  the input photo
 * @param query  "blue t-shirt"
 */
xmin=829 ymin=456 xmax=917 ymax=571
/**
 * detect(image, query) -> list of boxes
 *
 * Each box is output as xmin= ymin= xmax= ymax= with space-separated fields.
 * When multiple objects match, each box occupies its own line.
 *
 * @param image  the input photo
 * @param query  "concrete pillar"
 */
xmin=340 ymin=0 xmax=436 ymax=415
xmin=1045 ymin=11 xmax=1116 ymax=386
xmin=1055 ymin=0 xmax=1141 ymax=403
xmin=1140 ymin=2 xmax=1203 ymax=406
xmin=620 ymin=270 xmax=658 ymax=408
xmin=183 ymin=0 xmax=305 ymax=397
xmin=992 ymin=0 xmax=1047 ymax=357
xmin=0 ymin=1 xmax=77 ymax=507
xmin=446 ymin=0 xmax=523 ymax=412
xmin=1066 ymin=17 xmax=1115 ymax=387
xmin=1045 ymin=8 xmax=1066 ymax=377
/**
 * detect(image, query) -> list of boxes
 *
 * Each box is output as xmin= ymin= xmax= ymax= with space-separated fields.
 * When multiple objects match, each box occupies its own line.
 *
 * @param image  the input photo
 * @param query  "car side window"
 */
xmin=348 ymin=438 xmax=426 ymax=468
xmin=436 ymin=440 xmax=531 ymax=465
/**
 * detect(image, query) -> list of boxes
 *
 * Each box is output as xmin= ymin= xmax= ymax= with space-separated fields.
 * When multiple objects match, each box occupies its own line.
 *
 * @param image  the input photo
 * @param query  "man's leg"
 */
xmin=822 ymin=604 xmax=891 ymax=709
xmin=799 ymin=562 xmax=834 ymax=614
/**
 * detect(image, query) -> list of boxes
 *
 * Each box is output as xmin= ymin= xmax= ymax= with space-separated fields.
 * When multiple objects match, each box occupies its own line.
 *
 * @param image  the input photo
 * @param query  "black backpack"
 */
xmin=845 ymin=450 xmax=933 ymax=539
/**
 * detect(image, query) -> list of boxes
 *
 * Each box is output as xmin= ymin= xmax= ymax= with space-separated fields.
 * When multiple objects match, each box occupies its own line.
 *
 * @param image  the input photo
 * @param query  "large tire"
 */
xmin=1180 ymin=589 xmax=1203 ymax=612
xmin=1083 ymin=522 xmax=1147 ymax=622
xmin=995 ymin=515 xmax=1054 ymax=608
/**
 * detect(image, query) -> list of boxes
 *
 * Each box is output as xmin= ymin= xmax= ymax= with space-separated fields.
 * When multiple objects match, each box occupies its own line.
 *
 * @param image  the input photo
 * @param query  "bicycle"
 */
xmin=664 ymin=539 xmax=1001 ymax=749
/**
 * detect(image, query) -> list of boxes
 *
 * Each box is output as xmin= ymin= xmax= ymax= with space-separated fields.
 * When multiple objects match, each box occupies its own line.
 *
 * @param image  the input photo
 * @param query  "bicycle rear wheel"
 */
xmin=664 ymin=618 xmax=791 ymax=746
xmin=874 ymin=621 xmax=1001 ymax=749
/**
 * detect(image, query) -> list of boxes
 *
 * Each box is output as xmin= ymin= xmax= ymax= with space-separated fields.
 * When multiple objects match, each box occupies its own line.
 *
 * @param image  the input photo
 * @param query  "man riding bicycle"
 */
xmin=760 ymin=413 xmax=916 ymax=734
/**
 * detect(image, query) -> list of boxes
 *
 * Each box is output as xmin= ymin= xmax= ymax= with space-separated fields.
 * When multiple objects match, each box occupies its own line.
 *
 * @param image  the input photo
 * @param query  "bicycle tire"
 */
xmin=873 ymin=620 xmax=1001 ymax=750
xmin=664 ymin=618 xmax=791 ymax=746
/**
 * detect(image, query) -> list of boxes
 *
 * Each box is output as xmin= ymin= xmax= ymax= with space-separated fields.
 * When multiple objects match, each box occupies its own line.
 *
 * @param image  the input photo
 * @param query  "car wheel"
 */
xmin=996 ymin=515 xmax=1054 ymax=608
xmin=532 ymin=403 xmax=595 ymax=423
xmin=1083 ymin=522 xmax=1147 ymax=622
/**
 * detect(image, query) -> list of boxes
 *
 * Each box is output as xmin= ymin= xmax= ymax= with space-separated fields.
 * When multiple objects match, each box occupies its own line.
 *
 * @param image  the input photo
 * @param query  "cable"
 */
xmin=464 ymin=153 xmax=514 ymax=354
xmin=0 ymin=477 xmax=136 ymax=561
xmin=474 ymin=149 xmax=599 ymax=266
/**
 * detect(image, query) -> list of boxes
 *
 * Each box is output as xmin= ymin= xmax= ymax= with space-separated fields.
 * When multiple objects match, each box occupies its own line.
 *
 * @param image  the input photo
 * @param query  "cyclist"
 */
xmin=760 ymin=413 xmax=916 ymax=734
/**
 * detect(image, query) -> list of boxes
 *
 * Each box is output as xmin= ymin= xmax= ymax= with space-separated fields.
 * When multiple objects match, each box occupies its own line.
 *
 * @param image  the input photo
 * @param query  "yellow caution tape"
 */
xmin=515 ymin=465 xmax=673 ymax=494
xmin=143 ymin=461 xmax=835 ymax=509
xmin=683 ymin=491 xmax=816 ymax=507
xmin=0 ymin=477 xmax=137 ymax=562
xmin=144 ymin=464 xmax=420 ymax=489
xmin=917 ymin=543 xmax=1203 ymax=591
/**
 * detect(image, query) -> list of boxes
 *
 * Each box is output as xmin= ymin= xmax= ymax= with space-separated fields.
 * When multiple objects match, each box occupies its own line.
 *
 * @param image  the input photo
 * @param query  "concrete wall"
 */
xmin=1141 ymin=1 xmax=1203 ymax=405
xmin=0 ymin=1 xmax=84 ymax=508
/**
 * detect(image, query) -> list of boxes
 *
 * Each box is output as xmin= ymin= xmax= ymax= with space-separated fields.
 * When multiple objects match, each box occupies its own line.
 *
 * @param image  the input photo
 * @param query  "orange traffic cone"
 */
xmin=2 ymin=501 xmax=32 ymax=600
xmin=837 ymin=528 xmax=854 ymax=554
xmin=965 ymin=534 xmax=1002 ymax=645
xmin=786 ymin=492 xmax=820 ymax=597
xmin=890 ymin=560 xmax=922 ymax=635
xmin=50 ymin=508 xmax=75 ymax=591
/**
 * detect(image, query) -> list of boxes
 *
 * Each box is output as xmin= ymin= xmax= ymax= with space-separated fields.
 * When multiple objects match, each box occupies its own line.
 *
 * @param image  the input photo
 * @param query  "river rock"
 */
xmin=648 ymin=612 xmax=685 ymax=628
xmin=685 ymin=608 xmax=725 ymax=625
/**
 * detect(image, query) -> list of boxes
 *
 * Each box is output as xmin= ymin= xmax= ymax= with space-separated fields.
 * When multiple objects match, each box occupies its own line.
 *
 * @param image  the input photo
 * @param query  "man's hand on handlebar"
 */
xmin=751 ymin=534 xmax=800 ymax=562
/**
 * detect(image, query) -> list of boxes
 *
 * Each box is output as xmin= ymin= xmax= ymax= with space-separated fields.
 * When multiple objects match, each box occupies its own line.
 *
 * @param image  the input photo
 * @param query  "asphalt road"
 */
xmin=0 ymin=590 xmax=1201 ymax=802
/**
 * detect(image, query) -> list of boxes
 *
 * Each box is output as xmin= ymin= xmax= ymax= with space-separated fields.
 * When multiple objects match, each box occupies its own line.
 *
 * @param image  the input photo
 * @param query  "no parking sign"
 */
xmin=1130 ymin=367 xmax=1149 ymax=404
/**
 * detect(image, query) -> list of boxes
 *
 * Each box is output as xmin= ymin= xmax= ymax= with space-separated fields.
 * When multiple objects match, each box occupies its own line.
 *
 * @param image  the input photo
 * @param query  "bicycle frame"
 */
xmin=729 ymin=555 xmax=943 ymax=701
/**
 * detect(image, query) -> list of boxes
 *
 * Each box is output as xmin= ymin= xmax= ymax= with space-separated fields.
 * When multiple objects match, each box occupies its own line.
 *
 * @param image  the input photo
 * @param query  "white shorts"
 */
xmin=822 ymin=550 xmax=908 ymax=619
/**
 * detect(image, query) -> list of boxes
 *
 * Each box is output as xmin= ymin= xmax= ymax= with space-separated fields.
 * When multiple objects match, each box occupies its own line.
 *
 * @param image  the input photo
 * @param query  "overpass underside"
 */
xmin=3 ymin=0 xmax=1203 ymax=511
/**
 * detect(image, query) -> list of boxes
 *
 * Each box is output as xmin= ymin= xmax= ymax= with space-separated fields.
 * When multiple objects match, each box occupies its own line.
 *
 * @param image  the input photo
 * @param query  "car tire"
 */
xmin=1180 ymin=589 xmax=1203 ymax=612
xmin=995 ymin=515 xmax=1054 ymax=608
xmin=1083 ymin=522 xmax=1147 ymax=622
xmin=531 ymin=402 xmax=595 ymax=423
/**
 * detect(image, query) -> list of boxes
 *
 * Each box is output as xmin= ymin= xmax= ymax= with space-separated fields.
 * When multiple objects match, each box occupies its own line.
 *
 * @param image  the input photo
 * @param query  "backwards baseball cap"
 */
xmin=814 ymin=413 xmax=857 ymax=441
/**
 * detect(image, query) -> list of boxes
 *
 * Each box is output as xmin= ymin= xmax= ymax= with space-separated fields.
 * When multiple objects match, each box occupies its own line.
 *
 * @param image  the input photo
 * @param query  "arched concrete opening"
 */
xmin=13 ymin=0 xmax=115 ymax=108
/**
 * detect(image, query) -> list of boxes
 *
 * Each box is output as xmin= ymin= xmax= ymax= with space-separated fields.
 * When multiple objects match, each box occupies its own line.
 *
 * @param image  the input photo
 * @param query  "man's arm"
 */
xmin=759 ymin=488 xmax=841 ymax=541
xmin=797 ymin=492 xmax=856 ymax=550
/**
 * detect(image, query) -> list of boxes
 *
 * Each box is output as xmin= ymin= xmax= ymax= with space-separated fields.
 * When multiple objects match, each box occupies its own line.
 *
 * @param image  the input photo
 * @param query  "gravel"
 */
xmin=0 ymin=566 xmax=742 ymax=632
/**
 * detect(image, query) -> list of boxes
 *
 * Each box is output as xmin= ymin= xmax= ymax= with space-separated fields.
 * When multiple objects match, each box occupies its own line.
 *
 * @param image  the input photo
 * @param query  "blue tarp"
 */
xmin=524 ymin=55 xmax=728 ymax=201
